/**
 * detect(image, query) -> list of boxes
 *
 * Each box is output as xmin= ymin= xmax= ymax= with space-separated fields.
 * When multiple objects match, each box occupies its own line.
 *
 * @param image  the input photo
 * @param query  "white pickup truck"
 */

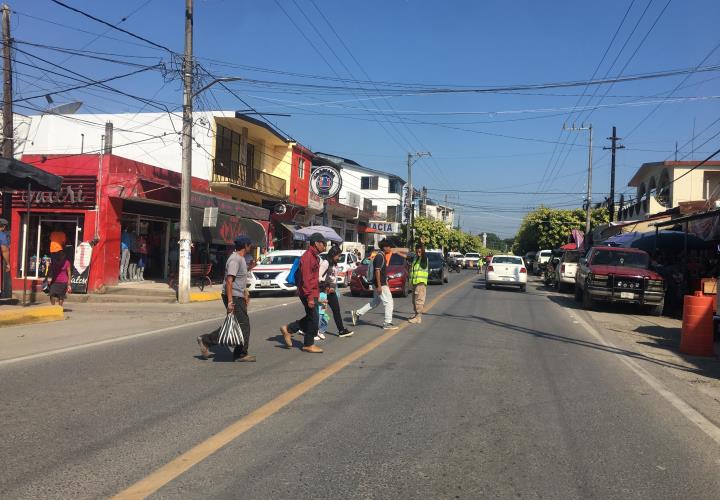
xmin=462 ymin=252 xmax=482 ymax=269
xmin=555 ymin=250 xmax=581 ymax=292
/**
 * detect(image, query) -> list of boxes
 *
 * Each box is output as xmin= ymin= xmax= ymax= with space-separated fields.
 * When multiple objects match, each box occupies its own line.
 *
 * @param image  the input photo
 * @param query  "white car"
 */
xmin=463 ymin=252 xmax=482 ymax=269
xmin=320 ymin=251 xmax=360 ymax=287
xmin=248 ymin=250 xmax=304 ymax=294
xmin=485 ymin=255 xmax=527 ymax=291
xmin=447 ymin=251 xmax=464 ymax=267
xmin=535 ymin=249 xmax=553 ymax=275
xmin=555 ymin=250 xmax=580 ymax=292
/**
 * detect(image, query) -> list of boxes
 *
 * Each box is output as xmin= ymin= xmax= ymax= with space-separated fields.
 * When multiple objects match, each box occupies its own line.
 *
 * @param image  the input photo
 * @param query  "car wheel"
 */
xmin=646 ymin=299 xmax=664 ymax=317
xmin=582 ymin=289 xmax=595 ymax=310
xmin=350 ymin=289 xmax=359 ymax=297
xmin=520 ymin=284 xmax=526 ymax=292
xmin=486 ymin=282 xmax=492 ymax=290
xmin=399 ymin=281 xmax=408 ymax=297
xmin=574 ymin=284 xmax=582 ymax=302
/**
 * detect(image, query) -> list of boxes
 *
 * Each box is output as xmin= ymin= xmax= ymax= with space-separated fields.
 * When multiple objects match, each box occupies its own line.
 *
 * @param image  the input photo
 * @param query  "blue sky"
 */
xmin=12 ymin=0 xmax=720 ymax=237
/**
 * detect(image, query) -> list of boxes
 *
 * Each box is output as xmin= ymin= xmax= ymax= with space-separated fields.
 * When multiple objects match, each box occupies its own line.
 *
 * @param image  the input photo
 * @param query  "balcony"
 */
xmin=212 ymin=160 xmax=286 ymax=199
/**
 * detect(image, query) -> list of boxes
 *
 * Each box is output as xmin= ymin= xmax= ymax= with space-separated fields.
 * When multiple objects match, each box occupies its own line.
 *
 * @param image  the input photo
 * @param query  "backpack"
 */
xmin=365 ymin=252 xmax=383 ymax=285
xmin=286 ymin=257 xmax=301 ymax=286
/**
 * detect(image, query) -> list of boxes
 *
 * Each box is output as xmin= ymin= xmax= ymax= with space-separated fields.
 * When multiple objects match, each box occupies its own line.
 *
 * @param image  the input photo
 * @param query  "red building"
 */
xmin=9 ymin=154 xmax=268 ymax=294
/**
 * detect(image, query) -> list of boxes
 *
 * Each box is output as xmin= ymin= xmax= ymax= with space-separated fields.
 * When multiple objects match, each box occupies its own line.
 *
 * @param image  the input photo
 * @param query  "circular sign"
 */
xmin=310 ymin=165 xmax=342 ymax=199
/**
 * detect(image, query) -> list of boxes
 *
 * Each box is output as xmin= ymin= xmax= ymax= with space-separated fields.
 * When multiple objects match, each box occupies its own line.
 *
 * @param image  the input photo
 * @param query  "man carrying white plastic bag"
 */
xmin=197 ymin=236 xmax=255 ymax=362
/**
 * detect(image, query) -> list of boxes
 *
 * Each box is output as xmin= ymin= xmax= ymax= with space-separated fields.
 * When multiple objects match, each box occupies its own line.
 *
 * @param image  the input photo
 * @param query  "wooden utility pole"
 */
xmin=563 ymin=123 xmax=593 ymax=234
xmin=603 ymin=126 xmax=624 ymax=222
xmin=2 ymin=4 xmax=13 ymax=223
xmin=178 ymin=0 xmax=193 ymax=304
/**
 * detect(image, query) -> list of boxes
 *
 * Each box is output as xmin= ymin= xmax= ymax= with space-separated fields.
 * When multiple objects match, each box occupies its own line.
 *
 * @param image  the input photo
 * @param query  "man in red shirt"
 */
xmin=280 ymin=233 xmax=326 ymax=353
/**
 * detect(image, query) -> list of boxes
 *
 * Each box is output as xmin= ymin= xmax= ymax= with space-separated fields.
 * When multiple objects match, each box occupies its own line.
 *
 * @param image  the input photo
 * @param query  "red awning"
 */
xmin=560 ymin=242 xmax=577 ymax=250
xmin=357 ymin=226 xmax=378 ymax=233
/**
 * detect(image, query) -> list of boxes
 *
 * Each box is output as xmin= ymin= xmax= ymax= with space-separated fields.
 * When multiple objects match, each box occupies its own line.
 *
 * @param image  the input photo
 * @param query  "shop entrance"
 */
xmin=120 ymin=214 xmax=173 ymax=281
xmin=18 ymin=214 xmax=83 ymax=280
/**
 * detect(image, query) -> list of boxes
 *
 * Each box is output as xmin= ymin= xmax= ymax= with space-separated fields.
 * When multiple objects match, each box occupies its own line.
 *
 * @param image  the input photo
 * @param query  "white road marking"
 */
xmin=0 ymin=302 xmax=290 ymax=367
xmin=567 ymin=308 xmax=720 ymax=447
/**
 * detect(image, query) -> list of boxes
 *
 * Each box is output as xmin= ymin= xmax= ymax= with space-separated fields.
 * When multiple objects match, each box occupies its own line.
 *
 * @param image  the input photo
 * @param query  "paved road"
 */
xmin=2 ymin=273 xmax=719 ymax=499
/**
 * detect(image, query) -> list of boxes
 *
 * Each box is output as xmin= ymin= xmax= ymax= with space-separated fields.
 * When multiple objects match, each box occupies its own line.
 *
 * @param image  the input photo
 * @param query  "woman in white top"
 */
xmin=319 ymin=246 xmax=354 ymax=337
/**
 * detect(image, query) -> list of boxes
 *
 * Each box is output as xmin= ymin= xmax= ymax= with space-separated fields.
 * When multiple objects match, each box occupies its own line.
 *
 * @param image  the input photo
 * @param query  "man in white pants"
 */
xmin=350 ymin=239 xmax=399 ymax=330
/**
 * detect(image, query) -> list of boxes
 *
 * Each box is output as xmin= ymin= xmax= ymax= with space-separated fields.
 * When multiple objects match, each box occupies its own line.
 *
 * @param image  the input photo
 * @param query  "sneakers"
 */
xmin=408 ymin=315 xmax=421 ymax=324
xmin=382 ymin=323 xmax=399 ymax=330
xmin=280 ymin=325 xmax=292 ymax=348
xmin=350 ymin=310 xmax=359 ymax=326
xmin=338 ymin=328 xmax=354 ymax=338
xmin=315 ymin=332 xmax=326 ymax=341
xmin=301 ymin=345 xmax=324 ymax=353
xmin=196 ymin=336 xmax=213 ymax=359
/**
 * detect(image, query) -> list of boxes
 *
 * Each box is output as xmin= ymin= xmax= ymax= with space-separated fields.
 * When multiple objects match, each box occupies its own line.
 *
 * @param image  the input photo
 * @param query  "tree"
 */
xmin=512 ymin=206 xmax=609 ymax=255
xmin=404 ymin=217 xmax=490 ymax=255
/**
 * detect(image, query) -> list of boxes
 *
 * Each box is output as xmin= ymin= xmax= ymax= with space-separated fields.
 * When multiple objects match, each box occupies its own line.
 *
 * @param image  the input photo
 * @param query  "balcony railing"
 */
xmin=212 ymin=160 xmax=286 ymax=199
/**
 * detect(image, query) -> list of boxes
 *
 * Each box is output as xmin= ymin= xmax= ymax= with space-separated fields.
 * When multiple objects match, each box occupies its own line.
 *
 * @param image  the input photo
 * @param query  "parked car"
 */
xmin=524 ymin=251 xmax=537 ymax=273
xmin=350 ymin=252 xmax=411 ymax=297
xmin=248 ymin=250 xmax=304 ymax=295
xmin=555 ymin=250 xmax=580 ymax=292
xmin=320 ymin=251 xmax=359 ymax=287
xmin=574 ymin=246 xmax=664 ymax=315
xmin=485 ymin=255 xmax=527 ymax=291
xmin=535 ymin=249 xmax=553 ymax=275
xmin=427 ymin=251 xmax=449 ymax=284
xmin=463 ymin=252 xmax=482 ymax=269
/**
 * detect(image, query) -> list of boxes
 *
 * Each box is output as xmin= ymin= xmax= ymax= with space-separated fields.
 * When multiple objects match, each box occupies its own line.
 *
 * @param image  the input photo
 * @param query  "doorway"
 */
xmin=18 ymin=214 xmax=83 ymax=280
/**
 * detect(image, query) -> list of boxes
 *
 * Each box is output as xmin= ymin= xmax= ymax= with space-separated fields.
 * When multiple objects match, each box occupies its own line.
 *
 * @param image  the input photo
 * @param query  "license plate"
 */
xmin=260 ymin=280 xmax=271 ymax=287
xmin=502 ymin=277 xmax=513 ymax=281
xmin=620 ymin=291 xmax=634 ymax=299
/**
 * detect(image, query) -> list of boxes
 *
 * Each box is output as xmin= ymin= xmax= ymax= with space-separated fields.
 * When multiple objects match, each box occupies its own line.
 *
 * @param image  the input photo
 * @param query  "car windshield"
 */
xmin=427 ymin=253 xmax=443 ymax=265
xmin=492 ymin=256 xmax=522 ymax=265
xmin=260 ymin=255 xmax=298 ymax=265
xmin=466 ymin=253 xmax=480 ymax=258
xmin=563 ymin=251 xmax=581 ymax=263
xmin=591 ymin=250 xmax=648 ymax=268
xmin=539 ymin=251 xmax=552 ymax=257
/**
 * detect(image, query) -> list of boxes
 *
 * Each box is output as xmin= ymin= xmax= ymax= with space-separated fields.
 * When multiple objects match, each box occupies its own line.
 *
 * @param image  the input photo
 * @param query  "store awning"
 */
xmin=280 ymin=222 xmax=305 ymax=240
xmin=0 ymin=158 xmax=63 ymax=191
xmin=357 ymin=225 xmax=378 ymax=234
xmin=191 ymin=208 xmax=266 ymax=246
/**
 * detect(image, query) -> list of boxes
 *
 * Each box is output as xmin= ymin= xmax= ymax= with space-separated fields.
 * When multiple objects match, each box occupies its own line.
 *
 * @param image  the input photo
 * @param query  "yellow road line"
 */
xmin=113 ymin=274 xmax=475 ymax=499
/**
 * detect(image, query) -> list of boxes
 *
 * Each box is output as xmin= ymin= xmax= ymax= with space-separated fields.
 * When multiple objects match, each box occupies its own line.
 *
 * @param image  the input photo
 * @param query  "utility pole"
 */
xmin=405 ymin=151 xmax=431 ymax=247
xmin=563 ymin=123 xmax=593 ymax=235
xmin=2 ymin=4 xmax=13 ymax=224
xmin=178 ymin=0 xmax=194 ymax=304
xmin=603 ymin=126 xmax=624 ymax=222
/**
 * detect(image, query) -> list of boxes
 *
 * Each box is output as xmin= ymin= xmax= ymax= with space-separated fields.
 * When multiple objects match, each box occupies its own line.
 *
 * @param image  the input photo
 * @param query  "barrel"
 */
xmin=680 ymin=292 xmax=715 ymax=357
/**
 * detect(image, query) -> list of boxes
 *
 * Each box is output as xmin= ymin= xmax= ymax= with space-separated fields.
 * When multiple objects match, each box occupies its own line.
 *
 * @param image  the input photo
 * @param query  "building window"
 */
xmin=388 ymin=179 xmax=401 ymax=194
xmin=298 ymin=158 xmax=305 ymax=179
xmin=361 ymin=176 xmax=379 ymax=190
xmin=387 ymin=205 xmax=401 ymax=223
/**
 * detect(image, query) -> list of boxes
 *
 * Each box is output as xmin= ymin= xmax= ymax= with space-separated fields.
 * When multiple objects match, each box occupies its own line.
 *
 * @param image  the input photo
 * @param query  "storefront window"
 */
xmin=17 ymin=214 xmax=83 ymax=279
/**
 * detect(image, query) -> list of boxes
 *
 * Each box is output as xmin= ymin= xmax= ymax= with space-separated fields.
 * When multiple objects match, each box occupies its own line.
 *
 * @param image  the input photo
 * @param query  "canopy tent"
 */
xmin=559 ymin=242 xmax=577 ymax=250
xmin=602 ymin=231 xmax=645 ymax=247
xmin=295 ymin=225 xmax=343 ymax=243
xmin=630 ymin=231 xmax=710 ymax=253
xmin=0 ymin=158 xmax=63 ymax=191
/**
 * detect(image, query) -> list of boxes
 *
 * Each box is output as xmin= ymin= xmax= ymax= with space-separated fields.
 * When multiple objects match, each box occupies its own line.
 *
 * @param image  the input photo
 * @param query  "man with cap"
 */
xmin=197 ymin=235 xmax=255 ymax=362
xmin=280 ymin=232 xmax=325 ymax=353
xmin=350 ymin=239 xmax=399 ymax=330
xmin=0 ymin=218 xmax=10 ymax=299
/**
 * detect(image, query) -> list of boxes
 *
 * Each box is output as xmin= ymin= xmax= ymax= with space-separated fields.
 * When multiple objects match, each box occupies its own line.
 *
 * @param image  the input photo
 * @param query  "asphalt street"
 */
xmin=2 ymin=273 xmax=719 ymax=499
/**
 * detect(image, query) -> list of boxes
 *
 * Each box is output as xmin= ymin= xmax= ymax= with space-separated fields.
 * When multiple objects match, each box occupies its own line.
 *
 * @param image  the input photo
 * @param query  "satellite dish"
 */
xmin=43 ymin=101 xmax=83 ymax=115
xmin=273 ymin=203 xmax=287 ymax=215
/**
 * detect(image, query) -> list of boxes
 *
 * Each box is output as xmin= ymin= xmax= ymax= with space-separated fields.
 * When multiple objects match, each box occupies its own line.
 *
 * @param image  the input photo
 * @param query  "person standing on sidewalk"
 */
xmin=320 ymin=246 xmax=354 ymax=337
xmin=197 ymin=236 xmax=255 ymax=362
xmin=350 ymin=239 xmax=399 ymax=330
xmin=0 ymin=218 xmax=10 ymax=299
xmin=279 ymin=233 xmax=325 ymax=353
xmin=408 ymin=243 xmax=429 ymax=324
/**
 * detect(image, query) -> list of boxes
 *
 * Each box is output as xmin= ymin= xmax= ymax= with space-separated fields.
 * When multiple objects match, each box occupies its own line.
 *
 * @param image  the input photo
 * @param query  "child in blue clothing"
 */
xmin=316 ymin=291 xmax=330 ymax=340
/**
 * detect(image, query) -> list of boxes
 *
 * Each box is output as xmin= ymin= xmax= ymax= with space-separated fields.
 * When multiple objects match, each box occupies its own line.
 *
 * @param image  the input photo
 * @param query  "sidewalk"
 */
xmin=0 ymin=295 xmax=289 ymax=362
xmin=0 ymin=301 xmax=65 ymax=327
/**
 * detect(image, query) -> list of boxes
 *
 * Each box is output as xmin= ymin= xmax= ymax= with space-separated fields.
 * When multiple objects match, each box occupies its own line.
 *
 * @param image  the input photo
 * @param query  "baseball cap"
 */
xmin=0 ymin=218 xmax=7 ymax=226
xmin=234 ymin=236 xmax=252 ymax=247
xmin=309 ymin=233 xmax=326 ymax=244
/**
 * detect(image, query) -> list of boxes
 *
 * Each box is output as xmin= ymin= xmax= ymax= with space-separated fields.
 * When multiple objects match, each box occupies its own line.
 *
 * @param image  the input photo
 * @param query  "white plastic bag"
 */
xmin=218 ymin=313 xmax=244 ymax=347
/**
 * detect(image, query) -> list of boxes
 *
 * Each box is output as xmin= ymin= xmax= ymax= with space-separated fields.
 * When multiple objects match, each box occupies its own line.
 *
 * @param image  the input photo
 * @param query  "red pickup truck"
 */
xmin=574 ymin=246 xmax=665 ymax=316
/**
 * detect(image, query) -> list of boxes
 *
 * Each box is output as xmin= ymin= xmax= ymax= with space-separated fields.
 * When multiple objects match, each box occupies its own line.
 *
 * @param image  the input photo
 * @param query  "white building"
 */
xmin=314 ymin=153 xmax=405 ymax=223
xmin=419 ymin=199 xmax=455 ymax=228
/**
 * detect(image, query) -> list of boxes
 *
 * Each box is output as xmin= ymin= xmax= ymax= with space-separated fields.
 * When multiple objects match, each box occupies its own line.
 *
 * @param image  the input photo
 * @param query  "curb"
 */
xmin=190 ymin=291 xmax=221 ymax=302
xmin=0 ymin=305 xmax=65 ymax=327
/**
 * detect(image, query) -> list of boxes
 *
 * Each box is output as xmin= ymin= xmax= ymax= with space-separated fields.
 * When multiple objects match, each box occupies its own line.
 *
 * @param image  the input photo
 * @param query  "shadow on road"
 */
xmin=423 ymin=309 xmax=716 ymax=378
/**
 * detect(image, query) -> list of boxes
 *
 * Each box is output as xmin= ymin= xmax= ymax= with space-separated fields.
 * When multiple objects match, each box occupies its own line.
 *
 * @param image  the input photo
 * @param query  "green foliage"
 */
xmin=405 ymin=217 xmax=490 ymax=255
xmin=512 ymin=206 xmax=609 ymax=255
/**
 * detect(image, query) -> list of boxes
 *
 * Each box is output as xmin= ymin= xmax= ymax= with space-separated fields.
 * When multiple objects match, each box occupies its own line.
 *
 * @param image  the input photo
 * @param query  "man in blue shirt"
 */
xmin=0 ymin=218 xmax=10 ymax=298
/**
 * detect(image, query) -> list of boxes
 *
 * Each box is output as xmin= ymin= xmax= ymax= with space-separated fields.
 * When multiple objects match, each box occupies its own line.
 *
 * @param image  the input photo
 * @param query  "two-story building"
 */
xmin=618 ymin=160 xmax=720 ymax=221
xmin=10 ymin=111 xmax=311 ymax=291
xmin=313 ymin=152 xmax=406 ymax=246
xmin=419 ymin=199 xmax=455 ymax=228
